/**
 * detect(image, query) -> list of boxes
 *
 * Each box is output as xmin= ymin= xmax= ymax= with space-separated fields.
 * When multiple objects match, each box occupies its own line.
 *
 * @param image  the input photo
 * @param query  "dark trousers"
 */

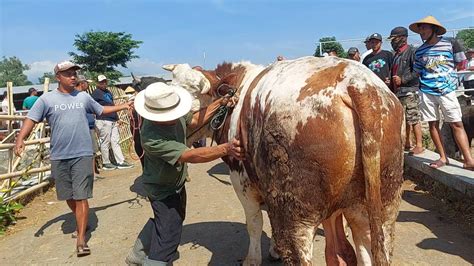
xmin=148 ymin=188 xmax=187 ymax=263
xmin=464 ymin=80 xmax=474 ymax=96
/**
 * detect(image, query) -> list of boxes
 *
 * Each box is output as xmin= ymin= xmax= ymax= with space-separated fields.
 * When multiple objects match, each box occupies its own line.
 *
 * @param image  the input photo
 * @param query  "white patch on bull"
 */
xmin=164 ymin=63 xmax=211 ymax=111
xmin=247 ymin=56 xmax=351 ymax=141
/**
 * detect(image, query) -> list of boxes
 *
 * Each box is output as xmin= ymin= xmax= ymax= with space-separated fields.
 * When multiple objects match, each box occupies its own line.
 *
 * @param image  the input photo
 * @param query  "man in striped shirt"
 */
xmin=410 ymin=15 xmax=474 ymax=170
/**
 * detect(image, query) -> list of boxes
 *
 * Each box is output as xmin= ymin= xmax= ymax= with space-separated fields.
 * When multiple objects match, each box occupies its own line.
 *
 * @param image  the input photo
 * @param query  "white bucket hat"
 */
xmin=135 ymin=82 xmax=192 ymax=122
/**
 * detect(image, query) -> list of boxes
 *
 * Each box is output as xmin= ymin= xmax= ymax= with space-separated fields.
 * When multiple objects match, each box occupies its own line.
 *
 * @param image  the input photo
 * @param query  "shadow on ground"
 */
xmin=206 ymin=162 xmax=232 ymax=186
xmin=397 ymin=190 xmax=474 ymax=263
xmin=34 ymin=197 xmax=141 ymax=242
xmin=181 ymin=221 xmax=281 ymax=265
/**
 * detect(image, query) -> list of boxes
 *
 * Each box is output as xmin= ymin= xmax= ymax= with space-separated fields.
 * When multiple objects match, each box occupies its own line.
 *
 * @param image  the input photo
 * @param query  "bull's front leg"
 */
xmin=229 ymin=171 xmax=263 ymax=265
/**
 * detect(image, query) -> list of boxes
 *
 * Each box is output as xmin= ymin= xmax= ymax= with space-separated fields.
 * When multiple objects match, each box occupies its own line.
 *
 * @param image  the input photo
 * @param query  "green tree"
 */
xmin=38 ymin=72 xmax=57 ymax=84
xmin=69 ymin=31 xmax=142 ymax=82
xmin=0 ymin=56 xmax=33 ymax=86
xmin=456 ymin=28 xmax=474 ymax=49
xmin=314 ymin=37 xmax=347 ymax=58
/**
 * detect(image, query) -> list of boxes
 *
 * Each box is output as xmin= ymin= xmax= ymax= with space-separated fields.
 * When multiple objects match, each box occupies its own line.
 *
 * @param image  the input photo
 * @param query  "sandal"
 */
xmin=429 ymin=159 xmax=448 ymax=169
xmin=76 ymin=244 xmax=91 ymax=257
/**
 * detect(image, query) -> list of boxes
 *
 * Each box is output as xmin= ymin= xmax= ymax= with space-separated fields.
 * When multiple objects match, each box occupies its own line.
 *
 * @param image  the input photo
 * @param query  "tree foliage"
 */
xmin=38 ymin=72 xmax=57 ymax=85
xmin=69 ymin=31 xmax=142 ymax=81
xmin=0 ymin=56 xmax=33 ymax=86
xmin=314 ymin=37 xmax=347 ymax=58
xmin=456 ymin=28 xmax=474 ymax=49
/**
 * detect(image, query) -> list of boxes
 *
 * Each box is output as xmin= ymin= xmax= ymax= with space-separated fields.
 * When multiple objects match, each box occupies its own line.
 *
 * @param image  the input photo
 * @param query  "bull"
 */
xmin=164 ymin=56 xmax=405 ymax=265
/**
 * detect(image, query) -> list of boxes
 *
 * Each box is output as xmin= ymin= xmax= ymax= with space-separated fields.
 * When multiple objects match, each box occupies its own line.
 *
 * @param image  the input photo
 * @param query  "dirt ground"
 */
xmin=0 ymin=159 xmax=473 ymax=265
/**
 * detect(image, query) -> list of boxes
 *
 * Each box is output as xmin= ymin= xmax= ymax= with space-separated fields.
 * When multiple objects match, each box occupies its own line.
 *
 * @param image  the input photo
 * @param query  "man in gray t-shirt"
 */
xmin=14 ymin=61 xmax=133 ymax=256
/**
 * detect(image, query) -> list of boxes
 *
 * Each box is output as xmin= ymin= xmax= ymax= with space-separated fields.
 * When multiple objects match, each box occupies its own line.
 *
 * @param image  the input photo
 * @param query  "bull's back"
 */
xmin=241 ymin=56 xmax=404 ymax=216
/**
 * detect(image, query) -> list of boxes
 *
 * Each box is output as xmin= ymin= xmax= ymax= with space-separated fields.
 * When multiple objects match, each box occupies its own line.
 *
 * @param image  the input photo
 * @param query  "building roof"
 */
xmin=0 ymin=74 xmax=170 ymax=94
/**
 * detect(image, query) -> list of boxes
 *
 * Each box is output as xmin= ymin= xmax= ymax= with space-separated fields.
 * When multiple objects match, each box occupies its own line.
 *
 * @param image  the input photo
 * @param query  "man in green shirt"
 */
xmin=22 ymin=87 xmax=39 ymax=110
xmin=127 ymin=82 xmax=244 ymax=265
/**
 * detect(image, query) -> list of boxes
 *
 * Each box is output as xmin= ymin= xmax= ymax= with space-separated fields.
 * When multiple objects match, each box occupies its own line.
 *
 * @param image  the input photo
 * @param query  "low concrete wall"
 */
xmin=404 ymin=150 xmax=474 ymax=198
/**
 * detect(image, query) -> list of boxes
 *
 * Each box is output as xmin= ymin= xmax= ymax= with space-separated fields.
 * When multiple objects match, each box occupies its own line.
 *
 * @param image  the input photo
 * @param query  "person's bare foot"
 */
xmin=429 ymin=159 xmax=449 ymax=169
xmin=410 ymin=146 xmax=425 ymax=155
xmin=463 ymin=160 xmax=474 ymax=171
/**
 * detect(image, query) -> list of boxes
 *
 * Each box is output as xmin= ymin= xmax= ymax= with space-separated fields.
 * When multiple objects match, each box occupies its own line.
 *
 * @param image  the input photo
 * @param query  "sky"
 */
xmin=1 ymin=0 xmax=473 ymax=83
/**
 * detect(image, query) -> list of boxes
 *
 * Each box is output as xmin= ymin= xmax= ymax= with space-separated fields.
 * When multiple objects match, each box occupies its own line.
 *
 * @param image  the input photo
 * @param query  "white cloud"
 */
xmin=24 ymin=60 xmax=57 ymax=83
xmin=441 ymin=9 xmax=474 ymax=23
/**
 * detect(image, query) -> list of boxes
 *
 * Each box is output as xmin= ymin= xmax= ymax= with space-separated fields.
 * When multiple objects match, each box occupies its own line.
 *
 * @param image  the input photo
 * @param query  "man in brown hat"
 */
xmin=410 ymin=15 xmax=474 ymax=170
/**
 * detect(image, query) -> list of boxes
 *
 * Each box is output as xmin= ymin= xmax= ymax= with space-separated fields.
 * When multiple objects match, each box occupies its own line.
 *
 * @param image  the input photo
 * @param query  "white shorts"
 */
xmin=419 ymin=91 xmax=462 ymax=122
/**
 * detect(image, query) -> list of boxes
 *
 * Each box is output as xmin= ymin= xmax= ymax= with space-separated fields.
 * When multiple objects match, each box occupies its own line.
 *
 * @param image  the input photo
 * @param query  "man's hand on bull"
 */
xmin=227 ymin=138 xmax=245 ymax=160
xmin=220 ymin=95 xmax=239 ymax=108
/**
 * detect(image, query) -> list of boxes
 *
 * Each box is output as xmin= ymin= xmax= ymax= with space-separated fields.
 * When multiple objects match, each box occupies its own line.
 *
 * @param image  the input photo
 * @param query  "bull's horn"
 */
xmin=162 ymin=64 xmax=177 ymax=71
xmin=131 ymin=72 xmax=140 ymax=82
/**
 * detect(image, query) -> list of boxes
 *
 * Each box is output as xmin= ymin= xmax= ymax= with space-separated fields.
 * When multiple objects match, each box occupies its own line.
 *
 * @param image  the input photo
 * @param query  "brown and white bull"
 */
xmin=164 ymin=56 xmax=405 ymax=265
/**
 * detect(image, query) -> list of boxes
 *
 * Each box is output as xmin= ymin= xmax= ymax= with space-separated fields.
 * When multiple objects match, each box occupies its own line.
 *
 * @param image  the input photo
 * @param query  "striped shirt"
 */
xmin=413 ymin=37 xmax=466 ymax=95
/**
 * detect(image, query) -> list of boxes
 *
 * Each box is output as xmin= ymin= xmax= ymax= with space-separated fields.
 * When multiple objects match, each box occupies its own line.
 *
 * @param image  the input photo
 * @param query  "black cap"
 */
xmin=28 ymin=87 xmax=37 ymax=94
xmin=388 ymin=26 xmax=408 ymax=39
xmin=348 ymin=47 xmax=359 ymax=55
xmin=364 ymin=36 xmax=371 ymax=43
xmin=369 ymin=33 xmax=383 ymax=41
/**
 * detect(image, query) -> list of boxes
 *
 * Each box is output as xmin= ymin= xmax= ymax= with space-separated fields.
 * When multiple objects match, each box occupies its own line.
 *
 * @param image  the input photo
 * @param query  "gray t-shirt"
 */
xmin=27 ymin=89 xmax=104 ymax=160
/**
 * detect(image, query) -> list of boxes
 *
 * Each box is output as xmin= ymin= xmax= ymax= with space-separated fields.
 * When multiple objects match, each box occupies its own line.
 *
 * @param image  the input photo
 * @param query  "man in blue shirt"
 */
xmin=14 ymin=61 xmax=133 ymax=256
xmin=92 ymin=75 xmax=133 ymax=170
xmin=410 ymin=16 xmax=474 ymax=170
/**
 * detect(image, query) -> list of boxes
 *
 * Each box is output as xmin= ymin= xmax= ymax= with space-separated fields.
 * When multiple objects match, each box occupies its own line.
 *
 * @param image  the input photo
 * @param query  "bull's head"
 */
xmin=162 ymin=63 xmax=214 ymax=112
xmin=130 ymin=72 xmax=169 ymax=92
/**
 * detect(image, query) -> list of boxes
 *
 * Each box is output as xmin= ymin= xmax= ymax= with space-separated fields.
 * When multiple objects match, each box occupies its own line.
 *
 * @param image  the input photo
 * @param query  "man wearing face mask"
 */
xmin=389 ymin=26 xmax=424 ymax=155
xmin=411 ymin=15 xmax=474 ymax=170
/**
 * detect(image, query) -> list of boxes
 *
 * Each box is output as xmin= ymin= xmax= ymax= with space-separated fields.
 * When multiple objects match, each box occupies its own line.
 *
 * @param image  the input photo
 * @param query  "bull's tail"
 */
xmin=347 ymin=85 xmax=389 ymax=265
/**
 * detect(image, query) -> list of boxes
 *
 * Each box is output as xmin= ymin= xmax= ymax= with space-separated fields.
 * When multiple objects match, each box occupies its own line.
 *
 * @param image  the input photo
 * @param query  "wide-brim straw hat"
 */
xmin=409 ymin=15 xmax=446 ymax=35
xmin=135 ymin=82 xmax=192 ymax=122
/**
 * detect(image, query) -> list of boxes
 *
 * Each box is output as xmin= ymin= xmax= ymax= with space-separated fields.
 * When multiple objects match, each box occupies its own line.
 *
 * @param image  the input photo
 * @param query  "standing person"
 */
xmin=362 ymin=33 xmax=393 ymax=87
xmin=463 ymin=48 xmax=474 ymax=96
xmin=14 ymin=61 xmax=133 ymax=256
xmin=92 ymin=74 xmax=133 ymax=170
xmin=22 ymin=87 xmax=39 ymax=110
xmin=360 ymin=36 xmax=373 ymax=63
xmin=410 ymin=15 xmax=474 ymax=170
xmin=347 ymin=47 xmax=360 ymax=61
xmin=1 ymin=91 xmax=16 ymax=113
xmin=125 ymin=82 xmax=244 ymax=265
xmin=389 ymin=26 xmax=424 ymax=155
xmin=75 ymin=75 xmax=102 ymax=178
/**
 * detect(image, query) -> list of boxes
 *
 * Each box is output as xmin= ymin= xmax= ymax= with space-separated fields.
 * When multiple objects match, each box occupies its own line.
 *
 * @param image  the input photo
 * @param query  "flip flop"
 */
xmin=76 ymin=244 xmax=91 ymax=257
xmin=429 ymin=160 xmax=448 ymax=169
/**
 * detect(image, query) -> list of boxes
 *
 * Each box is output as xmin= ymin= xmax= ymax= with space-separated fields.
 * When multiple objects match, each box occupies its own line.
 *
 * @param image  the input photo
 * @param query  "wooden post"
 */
xmin=6 ymin=82 xmax=13 ymax=196
xmin=43 ymin=77 xmax=50 ymax=93
xmin=38 ymin=77 xmax=50 ymax=184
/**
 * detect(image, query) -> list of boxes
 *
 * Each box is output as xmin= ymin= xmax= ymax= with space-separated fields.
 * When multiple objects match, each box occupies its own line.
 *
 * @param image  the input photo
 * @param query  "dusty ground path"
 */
xmin=0 ymin=159 xmax=473 ymax=265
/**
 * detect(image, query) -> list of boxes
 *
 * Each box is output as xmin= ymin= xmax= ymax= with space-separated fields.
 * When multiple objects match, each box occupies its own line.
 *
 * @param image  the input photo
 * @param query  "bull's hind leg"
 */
xmin=322 ymin=211 xmax=357 ymax=266
xmin=229 ymin=171 xmax=263 ymax=265
xmin=343 ymin=204 xmax=372 ymax=266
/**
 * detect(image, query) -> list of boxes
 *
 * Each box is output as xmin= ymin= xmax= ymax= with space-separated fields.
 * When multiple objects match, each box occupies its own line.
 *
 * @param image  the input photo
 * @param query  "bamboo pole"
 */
xmin=6 ymin=82 xmax=13 ymax=196
xmin=3 ymin=179 xmax=51 ymax=203
xmin=0 ymin=165 xmax=51 ymax=181
xmin=0 ymin=137 xmax=49 ymax=149
xmin=43 ymin=77 xmax=50 ymax=92
xmin=0 ymin=115 xmax=27 ymax=120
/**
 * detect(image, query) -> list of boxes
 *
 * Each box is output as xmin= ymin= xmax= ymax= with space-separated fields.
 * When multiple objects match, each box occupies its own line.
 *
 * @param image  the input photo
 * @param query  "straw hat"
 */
xmin=134 ymin=82 xmax=192 ymax=122
xmin=124 ymin=86 xmax=136 ymax=94
xmin=409 ymin=15 xmax=446 ymax=35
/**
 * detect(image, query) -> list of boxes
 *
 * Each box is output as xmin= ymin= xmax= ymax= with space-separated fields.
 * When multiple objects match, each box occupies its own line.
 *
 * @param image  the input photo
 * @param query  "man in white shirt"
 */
xmin=463 ymin=48 xmax=474 ymax=96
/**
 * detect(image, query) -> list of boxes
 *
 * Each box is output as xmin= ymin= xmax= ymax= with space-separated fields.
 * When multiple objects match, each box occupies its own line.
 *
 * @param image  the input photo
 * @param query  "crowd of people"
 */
xmin=342 ymin=16 xmax=473 ymax=170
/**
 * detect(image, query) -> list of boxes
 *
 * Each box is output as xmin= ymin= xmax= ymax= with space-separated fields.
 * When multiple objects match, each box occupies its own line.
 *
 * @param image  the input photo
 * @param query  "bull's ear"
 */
xmin=162 ymin=64 xmax=177 ymax=71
